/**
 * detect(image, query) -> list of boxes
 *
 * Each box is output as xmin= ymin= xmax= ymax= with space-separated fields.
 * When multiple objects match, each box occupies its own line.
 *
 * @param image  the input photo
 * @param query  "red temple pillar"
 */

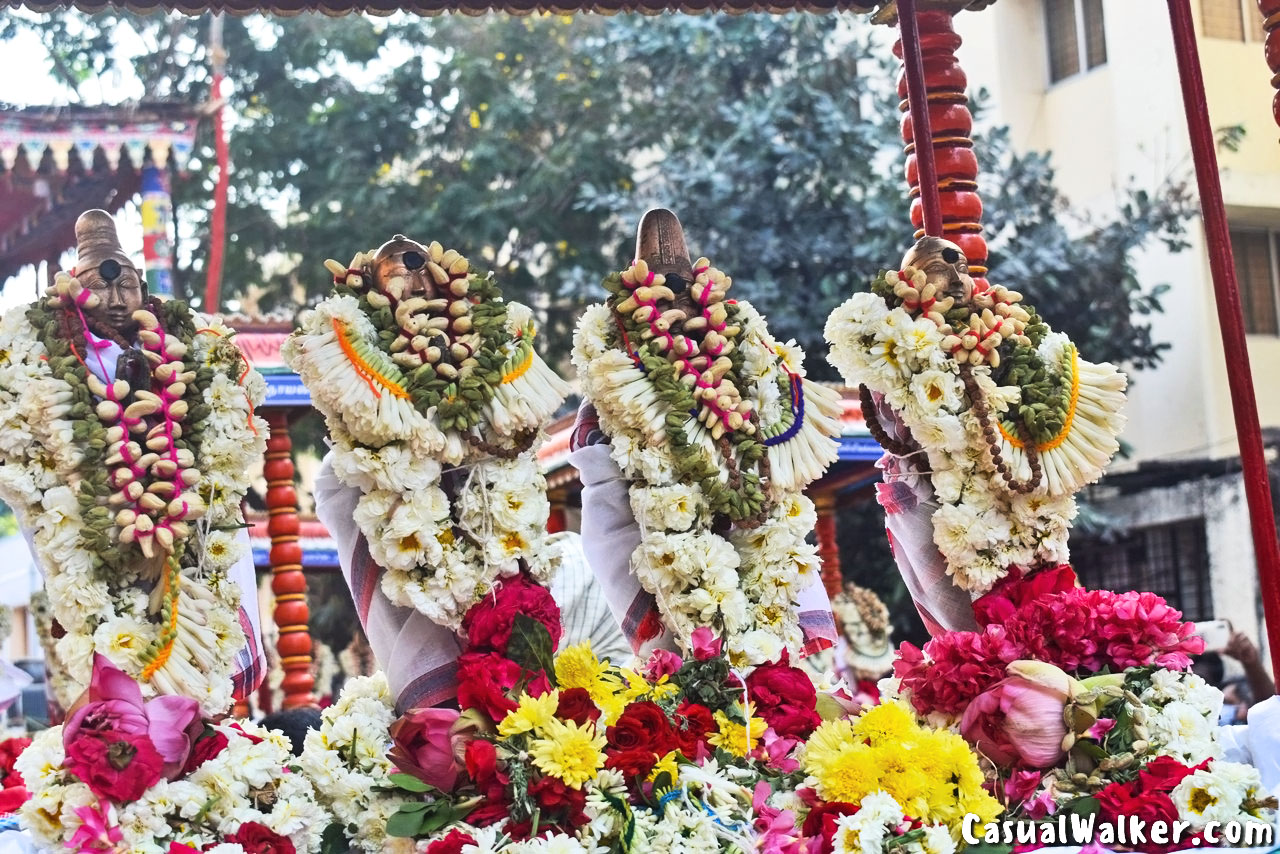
xmin=547 ymin=488 xmax=568 ymax=534
xmin=815 ymin=493 xmax=843 ymax=598
xmin=264 ymin=410 xmax=316 ymax=709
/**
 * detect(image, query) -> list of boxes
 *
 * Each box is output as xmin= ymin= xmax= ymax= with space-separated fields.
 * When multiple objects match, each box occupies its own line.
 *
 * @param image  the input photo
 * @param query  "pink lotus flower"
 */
xmin=388 ymin=707 xmax=484 ymax=791
xmin=64 ymin=655 xmax=202 ymax=781
xmin=66 ymin=801 xmax=123 ymax=854
xmin=961 ymin=661 xmax=1077 ymax=768
xmin=690 ymin=628 xmax=722 ymax=661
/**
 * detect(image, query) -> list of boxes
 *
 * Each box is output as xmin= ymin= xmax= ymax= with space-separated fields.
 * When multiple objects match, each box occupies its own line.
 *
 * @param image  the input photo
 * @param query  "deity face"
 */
xmin=371 ymin=235 xmax=436 ymax=299
xmin=80 ymin=258 xmax=146 ymax=340
xmin=901 ymin=236 xmax=974 ymax=301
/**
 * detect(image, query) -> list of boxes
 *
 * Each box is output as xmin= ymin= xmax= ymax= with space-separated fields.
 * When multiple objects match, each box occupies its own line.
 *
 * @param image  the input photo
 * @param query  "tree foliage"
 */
xmin=3 ymin=10 xmax=1192 ymax=373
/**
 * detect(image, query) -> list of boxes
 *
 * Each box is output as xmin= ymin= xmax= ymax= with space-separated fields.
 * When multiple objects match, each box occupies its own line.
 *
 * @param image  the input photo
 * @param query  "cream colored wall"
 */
xmin=956 ymin=0 xmax=1280 ymax=468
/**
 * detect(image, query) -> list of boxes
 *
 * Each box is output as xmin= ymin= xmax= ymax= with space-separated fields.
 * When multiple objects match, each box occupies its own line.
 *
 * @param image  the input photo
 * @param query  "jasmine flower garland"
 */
xmin=0 ymin=274 xmax=266 ymax=714
xmin=282 ymin=239 xmax=570 ymax=630
xmin=824 ymin=255 xmax=1127 ymax=594
xmin=572 ymin=258 xmax=842 ymax=666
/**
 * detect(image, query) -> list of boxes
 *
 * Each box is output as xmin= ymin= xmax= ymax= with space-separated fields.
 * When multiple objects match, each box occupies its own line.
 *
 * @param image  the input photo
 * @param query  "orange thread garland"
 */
xmin=330 ymin=317 xmax=410 ymax=400
xmin=999 ymin=347 xmax=1081 ymax=452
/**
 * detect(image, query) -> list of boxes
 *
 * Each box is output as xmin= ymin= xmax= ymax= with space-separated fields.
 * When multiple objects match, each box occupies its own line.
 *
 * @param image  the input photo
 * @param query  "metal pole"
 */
xmin=205 ymin=13 xmax=229 ymax=313
xmin=1168 ymin=0 xmax=1280 ymax=686
xmin=896 ymin=0 xmax=944 ymax=238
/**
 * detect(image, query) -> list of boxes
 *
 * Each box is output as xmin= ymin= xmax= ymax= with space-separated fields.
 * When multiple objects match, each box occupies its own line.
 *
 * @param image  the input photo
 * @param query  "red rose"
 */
xmin=426 ymin=830 xmax=477 ymax=854
xmin=0 ymin=738 xmax=30 ymax=777
xmin=0 ymin=786 xmax=27 ymax=813
xmin=182 ymin=728 xmax=229 ymax=776
xmin=468 ymin=802 xmax=513 ymax=827
xmin=606 ymin=702 xmax=677 ymax=756
xmin=64 ymin=729 xmax=164 ymax=802
xmin=224 ymin=821 xmax=297 ymax=854
xmin=1137 ymin=756 xmax=1207 ymax=794
xmin=1096 ymin=781 xmax=1179 ymax=853
xmin=556 ymin=688 xmax=601 ymax=727
xmin=605 ymin=747 xmax=660 ymax=779
xmin=674 ymin=702 xmax=715 ymax=759
xmin=801 ymin=801 xmax=859 ymax=854
xmin=464 ymin=739 xmax=499 ymax=787
xmin=529 ymin=776 xmax=589 ymax=829
xmin=457 ymin=653 xmax=522 ymax=721
xmin=461 ymin=574 xmax=562 ymax=657
xmin=744 ymin=656 xmax=820 ymax=739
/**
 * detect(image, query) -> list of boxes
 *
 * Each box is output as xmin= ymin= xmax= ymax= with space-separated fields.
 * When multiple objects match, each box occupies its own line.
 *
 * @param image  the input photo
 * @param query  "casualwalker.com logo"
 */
xmin=962 ymin=814 xmax=1276 ymax=849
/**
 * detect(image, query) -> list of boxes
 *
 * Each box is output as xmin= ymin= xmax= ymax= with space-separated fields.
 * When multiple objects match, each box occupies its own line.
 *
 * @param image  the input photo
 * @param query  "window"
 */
xmin=1072 ymin=521 xmax=1213 ymax=621
xmin=1045 ymin=0 xmax=1107 ymax=84
xmin=1201 ymin=0 xmax=1267 ymax=41
xmin=1229 ymin=228 xmax=1280 ymax=336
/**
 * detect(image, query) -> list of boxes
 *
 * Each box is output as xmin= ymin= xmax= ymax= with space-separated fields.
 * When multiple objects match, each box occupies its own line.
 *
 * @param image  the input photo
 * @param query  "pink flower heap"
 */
xmin=615 ymin=257 xmax=753 ymax=441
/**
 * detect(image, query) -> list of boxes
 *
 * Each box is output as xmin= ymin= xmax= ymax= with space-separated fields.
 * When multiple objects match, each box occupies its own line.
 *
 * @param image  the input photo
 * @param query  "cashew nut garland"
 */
xmin=573 ymin=225 xmax=843 ymax=666
xmin=283 ymin=235 xmax=571 ymax=629
xmin=825 ymin=237 xmax=1127 ymax=593
xmin=0 ymin=210 xmax=267 ymax=713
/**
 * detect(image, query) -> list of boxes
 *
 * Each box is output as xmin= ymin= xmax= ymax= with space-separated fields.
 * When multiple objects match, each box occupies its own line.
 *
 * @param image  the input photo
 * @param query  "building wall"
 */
xmin=956 ymin=0 xmax=1280 ymax=467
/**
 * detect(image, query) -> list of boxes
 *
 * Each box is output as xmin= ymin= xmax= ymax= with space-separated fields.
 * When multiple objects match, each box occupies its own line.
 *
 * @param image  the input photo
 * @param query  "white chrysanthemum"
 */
xmin=630 ymin=484 xmax=702 ymax=532
xmin=1148 ymin=701 xmax=1222 ymax=763
xmin=1171 ymin=761 xmax=1266 ymax=827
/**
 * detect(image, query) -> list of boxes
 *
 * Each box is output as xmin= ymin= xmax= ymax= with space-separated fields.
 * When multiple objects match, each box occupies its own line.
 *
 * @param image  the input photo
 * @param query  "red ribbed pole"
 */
xmin=815 ymin=494 xmax=843 ymax=598
xmin=264 ymin=411 xmax=317 ymax=708
xmin=896 ymin=0 xmax=944 ymax=238
xmin=1169 ymin=0 xmax=1280 ymax=686
xmin=1260 ymin=0 xmax=1280 ymax=136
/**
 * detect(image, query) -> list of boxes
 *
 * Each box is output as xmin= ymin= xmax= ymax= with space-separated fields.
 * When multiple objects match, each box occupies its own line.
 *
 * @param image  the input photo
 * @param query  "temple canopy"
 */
xmin=0 ymin=102 xmax=198 ymax=284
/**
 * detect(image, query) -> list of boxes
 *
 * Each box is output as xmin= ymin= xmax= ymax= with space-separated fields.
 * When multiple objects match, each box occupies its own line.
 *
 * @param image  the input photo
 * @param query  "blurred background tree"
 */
xmin=0 ymin=9 xmax=1198 ymax=645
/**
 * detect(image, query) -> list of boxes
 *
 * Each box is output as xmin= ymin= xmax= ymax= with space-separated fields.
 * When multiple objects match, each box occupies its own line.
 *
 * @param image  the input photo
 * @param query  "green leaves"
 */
xmin=507 ymin=613 xmax=558 ymax=686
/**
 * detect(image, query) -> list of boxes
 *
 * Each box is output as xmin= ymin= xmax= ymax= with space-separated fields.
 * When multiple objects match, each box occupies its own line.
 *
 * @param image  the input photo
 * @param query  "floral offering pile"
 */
xmin=824 ymin=253 xmax=1126 ymax=593
xmin=283 ymin=239 xmax=569 ymax=629
xmin=0 ymin=735 xmax=33 ymax=815
xmin=0 ymin=277 xmax=266 ymax=712
xmin=17 ymin=655 xmax=328 ymax=853
xmin=890 ymin=566 xmax=1277 ymax=850
xmin=303 ymin=570 xmax=1001 ymax=854
xmin=573 ymin=256 xmax=843 ymax=664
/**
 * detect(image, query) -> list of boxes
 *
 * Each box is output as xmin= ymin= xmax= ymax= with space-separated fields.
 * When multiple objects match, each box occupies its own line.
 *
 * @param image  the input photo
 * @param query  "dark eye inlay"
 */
xmin=402 ymin=250 xmax=426 ymax=270
xmin=99 ymin=259 xmax=122 ymax=282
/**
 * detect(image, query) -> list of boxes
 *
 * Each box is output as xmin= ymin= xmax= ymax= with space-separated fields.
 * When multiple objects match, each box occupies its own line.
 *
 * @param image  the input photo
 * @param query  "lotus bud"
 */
xmin=138 ymin=493 xmax=167 ymax=512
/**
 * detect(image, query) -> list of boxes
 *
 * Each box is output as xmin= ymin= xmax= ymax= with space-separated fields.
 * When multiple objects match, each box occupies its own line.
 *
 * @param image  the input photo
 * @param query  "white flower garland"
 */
xmin=0 ymin=299 xmax=265 ymax=714
xmin=824 ymin=265 xmax=1126 ymax=594
xmin=297 ymin=673 xmax=403 ymax=854
xmin=283 ymin=245 xmax=569 ymax=630
xmin=572 ymin=258 xmax=842 ymax=666
xmin=16 ymin=719 xmax=330 ymax=854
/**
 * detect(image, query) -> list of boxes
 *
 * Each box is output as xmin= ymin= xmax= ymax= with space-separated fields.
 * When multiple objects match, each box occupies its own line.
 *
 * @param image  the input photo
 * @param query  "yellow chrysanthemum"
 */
xmin=618 ymin=668 xmax=655 ymax=704
xmin=807 ymin=741 xmax=882 ymax=804
xmin=708 ymin=710 xmax=766 ymax=758
xmin=803 ymin=719 xmax=857 ymax=767
xmin=528 ymin=717 xmax=606 ymax=789
xmin=497 ymin=690 xmax=560 ymax=738
xmin=646 ymin=750 xmax=681 ymax=784
xmin=869 ymin=743 xmax=932 ymax=816
xmin=556 ymin=642 xmax=610 ymax=691
xmin=852 ymin=701 xmax=916 ymax=747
